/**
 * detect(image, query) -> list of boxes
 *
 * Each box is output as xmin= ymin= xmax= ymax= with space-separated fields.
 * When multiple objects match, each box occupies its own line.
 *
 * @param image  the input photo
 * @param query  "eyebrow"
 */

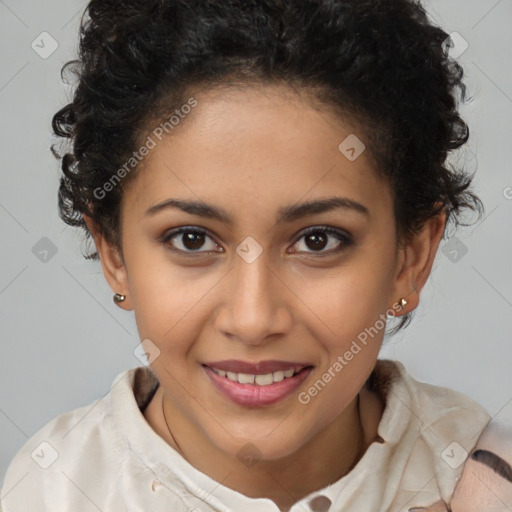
xmin=145 ymin=196 xmax=370 ymax=224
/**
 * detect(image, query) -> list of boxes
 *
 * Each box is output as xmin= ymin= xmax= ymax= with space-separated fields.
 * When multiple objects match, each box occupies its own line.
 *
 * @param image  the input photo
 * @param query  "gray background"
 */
xmin=1 ymin=0 xmax=511 ymax=485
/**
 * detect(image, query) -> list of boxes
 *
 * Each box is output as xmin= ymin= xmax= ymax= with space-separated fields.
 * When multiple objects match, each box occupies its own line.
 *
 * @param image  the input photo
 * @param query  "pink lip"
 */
xmin=203 ymin=364 xmax=313 ymax=407
xmin=204 ymin=359 xmax=311 ymax=374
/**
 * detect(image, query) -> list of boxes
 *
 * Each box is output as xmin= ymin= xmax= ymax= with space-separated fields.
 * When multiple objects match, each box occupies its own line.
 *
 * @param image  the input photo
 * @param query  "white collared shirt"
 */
xmin=0 ymin=359 xmax=491 ymax=512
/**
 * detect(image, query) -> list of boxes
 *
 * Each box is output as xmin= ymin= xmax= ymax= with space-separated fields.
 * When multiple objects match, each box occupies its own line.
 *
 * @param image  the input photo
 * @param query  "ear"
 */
xmin=389 ymin=206 xmax=447 ymax=315
xmin=83 ymin=214 xmax=133 ymax=310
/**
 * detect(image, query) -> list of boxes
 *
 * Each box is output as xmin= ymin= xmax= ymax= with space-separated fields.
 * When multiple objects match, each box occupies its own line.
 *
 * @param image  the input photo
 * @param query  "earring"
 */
xmin=113 ymin=293 xmax=126 ymax=304
xmin=399 ymin=298 xmax=408 ymax=309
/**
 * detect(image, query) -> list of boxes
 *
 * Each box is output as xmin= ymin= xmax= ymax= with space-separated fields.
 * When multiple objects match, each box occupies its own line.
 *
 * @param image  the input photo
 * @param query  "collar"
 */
xmin=110 ymin=359 xmax=489 ymax=511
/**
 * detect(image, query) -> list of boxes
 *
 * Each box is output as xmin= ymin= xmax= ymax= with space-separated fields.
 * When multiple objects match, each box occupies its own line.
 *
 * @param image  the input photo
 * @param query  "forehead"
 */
xmin=123 ymin=83 xmax=393 ymax=224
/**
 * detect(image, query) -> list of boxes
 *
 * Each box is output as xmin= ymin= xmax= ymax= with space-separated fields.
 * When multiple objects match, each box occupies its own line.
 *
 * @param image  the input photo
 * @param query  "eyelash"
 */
xmin=160 ymin=226 xmax=354 ymax=257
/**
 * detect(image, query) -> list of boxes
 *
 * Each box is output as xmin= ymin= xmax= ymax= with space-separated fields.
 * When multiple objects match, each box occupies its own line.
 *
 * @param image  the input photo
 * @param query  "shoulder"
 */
xmin=390 ymin=358 xmax=492 ymax=455
xmin=1 ymin=366 xmax=211 ymax=512
xmin=376 ymin=359 xmax=491 ymax=428
xmin=371 ymin=359 xmax=492 ymax=435
xmin=0 ymin=368 xmax=134 ymax=510
xmin=401 ymin=419 xmax=512 ymax=512
xmin=371 ymin=359 xmax=493 ymax=506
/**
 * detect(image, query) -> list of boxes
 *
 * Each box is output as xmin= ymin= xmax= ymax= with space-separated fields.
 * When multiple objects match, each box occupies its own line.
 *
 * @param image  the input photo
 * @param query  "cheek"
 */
xmin=124 ymin=243 xmax=212 ymax=344
xmin=294 ymin=266 xmax=393 ymax=420
xmin=306 ymin=254 xmax=396 ymax=344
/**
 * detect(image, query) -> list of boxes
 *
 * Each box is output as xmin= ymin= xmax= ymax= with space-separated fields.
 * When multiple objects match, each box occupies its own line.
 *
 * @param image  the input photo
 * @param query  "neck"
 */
xmin=157 ymin=389 xmax=368 ymax=511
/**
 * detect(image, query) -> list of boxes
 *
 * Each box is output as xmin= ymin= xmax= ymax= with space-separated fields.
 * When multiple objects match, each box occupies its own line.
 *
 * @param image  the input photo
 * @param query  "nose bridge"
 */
xmin=221 ymin=244 xmax=290 ymax=344
xmin=235 ymin=248 xmax=273 ymax=300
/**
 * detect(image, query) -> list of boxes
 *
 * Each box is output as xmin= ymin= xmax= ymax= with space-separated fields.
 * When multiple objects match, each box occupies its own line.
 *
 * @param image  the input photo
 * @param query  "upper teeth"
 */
xmin=211 ymin=368 xmax=297 ymax=385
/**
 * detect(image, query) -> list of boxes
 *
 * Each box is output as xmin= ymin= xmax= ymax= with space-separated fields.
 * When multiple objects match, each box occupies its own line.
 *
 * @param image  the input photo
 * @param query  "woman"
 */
xmin=2 ymin=1 xmax=509 ymax=511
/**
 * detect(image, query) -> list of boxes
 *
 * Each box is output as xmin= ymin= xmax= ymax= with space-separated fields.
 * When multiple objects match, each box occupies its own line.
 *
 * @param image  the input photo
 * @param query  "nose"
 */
xmin=214 ymin=248 xmax=293 ymax=347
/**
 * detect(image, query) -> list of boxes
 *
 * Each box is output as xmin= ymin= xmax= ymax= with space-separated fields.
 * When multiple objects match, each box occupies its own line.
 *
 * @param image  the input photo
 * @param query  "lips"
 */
xmin=202 ymin=360 xmax=314 ymax=407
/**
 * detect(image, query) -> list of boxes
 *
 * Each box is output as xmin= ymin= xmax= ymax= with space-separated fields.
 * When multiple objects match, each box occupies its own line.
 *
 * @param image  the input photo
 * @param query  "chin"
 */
xmin=208 ymin=427 xmax=309 ymax=463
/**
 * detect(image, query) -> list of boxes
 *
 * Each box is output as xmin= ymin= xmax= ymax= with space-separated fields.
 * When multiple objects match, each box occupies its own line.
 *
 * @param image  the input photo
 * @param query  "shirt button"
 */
xmin=309 ymin=495 xmax=332 ymax=512
xmin=151 ymin=479 xmax=162 ymax=492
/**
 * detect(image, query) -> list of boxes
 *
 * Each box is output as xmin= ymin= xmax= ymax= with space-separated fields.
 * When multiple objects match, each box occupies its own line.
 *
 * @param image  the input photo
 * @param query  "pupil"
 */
xmin=306 ymin=232 xmax=327 ymax=251
xmin=183 ymin=232 xmax=205 ymax=250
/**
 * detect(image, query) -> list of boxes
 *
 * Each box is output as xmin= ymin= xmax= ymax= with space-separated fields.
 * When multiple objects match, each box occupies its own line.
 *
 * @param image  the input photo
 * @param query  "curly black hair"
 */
xmin=51 ymin=0 xmax=484 ymax=332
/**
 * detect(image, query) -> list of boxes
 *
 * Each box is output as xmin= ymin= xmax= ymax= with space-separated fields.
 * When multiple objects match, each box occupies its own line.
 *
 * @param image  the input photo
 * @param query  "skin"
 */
xmin=85 ymin=83 xmax=446 ymax=512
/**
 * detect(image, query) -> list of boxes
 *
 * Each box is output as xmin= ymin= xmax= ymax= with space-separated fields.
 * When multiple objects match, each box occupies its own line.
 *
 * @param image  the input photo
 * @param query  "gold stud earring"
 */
xmin=399 ymin=298 xmax=408 ymax=309
xmin=113 ymin=293 xmax=126 ymax=304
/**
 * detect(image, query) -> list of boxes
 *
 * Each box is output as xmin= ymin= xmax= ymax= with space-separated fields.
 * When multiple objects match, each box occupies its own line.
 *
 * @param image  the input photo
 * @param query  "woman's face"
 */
xmin=96 ymin=84 xmax=417 ymax=460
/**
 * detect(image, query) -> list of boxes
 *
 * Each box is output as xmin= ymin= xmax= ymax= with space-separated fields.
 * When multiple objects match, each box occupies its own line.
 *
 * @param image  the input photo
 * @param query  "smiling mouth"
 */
xmin=201 ymin=361 xmax=314 ymax=407
xmin=206 ymin=366 xmax=309 ymax=386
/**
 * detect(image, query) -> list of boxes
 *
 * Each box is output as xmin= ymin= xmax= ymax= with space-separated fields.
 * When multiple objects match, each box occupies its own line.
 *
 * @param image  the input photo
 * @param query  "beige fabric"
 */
xmin=0 ymin=359 xmax=491 ymax=512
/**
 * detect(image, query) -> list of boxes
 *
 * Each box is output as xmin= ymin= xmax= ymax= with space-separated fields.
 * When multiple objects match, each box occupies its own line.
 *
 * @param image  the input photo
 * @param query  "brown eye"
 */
xmin=291 ymin=227 xmax=353 ymax=255
xmin=162 ymin=227 xmax=222 ymax=254
xmin=181 ymin=231 xmax=206 ymax=250
xmin=304 ymin=231 xmax=329 ymax=251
